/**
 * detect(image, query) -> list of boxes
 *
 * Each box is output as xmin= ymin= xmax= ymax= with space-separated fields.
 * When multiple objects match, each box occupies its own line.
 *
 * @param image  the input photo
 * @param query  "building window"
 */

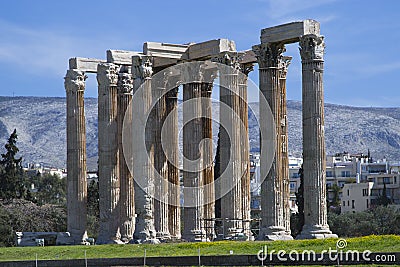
xmin=326 ymin=171 xmax=333 ymax=177
xmin=341 ymin=171 xmax=351 ymax=177
xmin=347 ymin=189 xmax=350 ymax=196
xmin=348 ymin=200 xmax=350 ymax=207
xmin=352 ymin=200 xmax=355 ymax=209
xmin=343 ymin=201 xmax=345 ymax=207
xmin=362 ymin=189 xmax=369 ymax=196
xmin=290 ymin=182 xmax=296 ymax=190
xmin=366 ymin=199 xmax=369 ymax=209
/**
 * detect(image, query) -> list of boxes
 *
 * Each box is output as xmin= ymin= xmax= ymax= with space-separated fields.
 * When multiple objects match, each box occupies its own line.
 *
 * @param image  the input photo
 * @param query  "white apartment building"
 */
xmin=341 ymin=182 xmax=375 ymax=213
xmin=341 ymin=173 xmax=400 ymax=213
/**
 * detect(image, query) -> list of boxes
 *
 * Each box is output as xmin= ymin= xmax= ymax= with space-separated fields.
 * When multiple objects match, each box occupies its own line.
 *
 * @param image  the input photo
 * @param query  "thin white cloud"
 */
xmin=0 ymin=19 xmax=133 ymax=77
xmin=243 ymin=0 xmax=339 ymax=26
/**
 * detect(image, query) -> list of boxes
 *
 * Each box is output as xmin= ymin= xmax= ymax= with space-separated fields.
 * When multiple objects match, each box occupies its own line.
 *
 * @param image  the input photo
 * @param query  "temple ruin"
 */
xmin=64 ymin=20 xmax=337 ymax=244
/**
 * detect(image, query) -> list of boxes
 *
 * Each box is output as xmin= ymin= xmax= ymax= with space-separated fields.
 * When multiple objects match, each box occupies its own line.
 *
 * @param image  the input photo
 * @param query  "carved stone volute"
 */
xmin=117 ymin=73 xmax=133 ymax=95
xmin=97 ymin=63 xmax=119 ymax=87
xmin=299 ymin=34 xmax=325 ymax=62
xmin=252 ymin=42 xmax=285 ymax=69
xmin=65 ymin=69 xmax=87 ymax=93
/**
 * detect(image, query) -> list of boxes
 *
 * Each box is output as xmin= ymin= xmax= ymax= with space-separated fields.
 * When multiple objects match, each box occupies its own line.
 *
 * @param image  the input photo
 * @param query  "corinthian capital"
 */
xmin=252 ymin=42 xmax=285 ymax=69
xmin=132 ymin=56 xmax=153 ymax=80
xmin=97 ymin=63 xmax=119 ymax=87
xmin=64 ymin=69 xmax=87 ymax=93
xmin=117 ymin=73 xmax=133 ymax=95
xmin=211 ymin=51 xmax=243 ymax=71
xmin=279 ymin=56 xmax=292 ymax=79
xmin=299 ymin=34 xmax=325 ymax=62
xmin=239 ymin=63 xmax=254 ymax=76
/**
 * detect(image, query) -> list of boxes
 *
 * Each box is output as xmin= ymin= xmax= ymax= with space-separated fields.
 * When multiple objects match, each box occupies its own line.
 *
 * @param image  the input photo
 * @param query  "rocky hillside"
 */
xmin=0 ymin=97 xmax=399 ymax=170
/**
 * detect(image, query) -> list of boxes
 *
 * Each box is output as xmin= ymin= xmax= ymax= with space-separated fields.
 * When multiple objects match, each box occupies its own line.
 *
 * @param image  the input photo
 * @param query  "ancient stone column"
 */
xmin=117 ymin=72 xmax=135 ymax=243
xmin=238 ymin=63 xmax=253 ymax=240
xmin=182 ymin=63 xmax=205 ymax=241
xmin=253 ymin=43 xmax=293 ymax=240
xmin=279 ymin=56 xmax=292 ymax=236
xmin=165 ymin=87 xmax=181 ymax=240
xmin=153 ymin=72 xmax=170 ymax=240
xmin=132 ymin=56 xmax=160 ymax=244
xmin=297 ymin=34 xmax=337 ymax=239
xmin=65 ymin=69 xmax=88 ymax=244
xmin=97 ymin=63 xmax=123 ymax=244
xmin=214 ymin=52 xmax=244 ymax=238
xmin=201 ymin=67 xmax=216 ymax=240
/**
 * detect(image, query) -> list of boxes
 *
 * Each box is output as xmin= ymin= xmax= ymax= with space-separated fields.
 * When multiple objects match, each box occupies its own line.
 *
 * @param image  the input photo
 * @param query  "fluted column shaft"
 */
xmin=253 ymin=43 xmax=292 ymax=240
xmin=132 ymin=56 xmax=159 ymax=243
xmin=65 ymin=69 xmax=88 ymax=244
xmin=153 ymin=73 xmax=170 ymax=240
xmin=279 ymin=57 xmax=292 ymax=235
xmin=215 ymin=52 xmax=243 ymax=236
xmin=238 ymin=63 xmax=253 ymax=240
xmin=298 ymin=34 xmax=336 ymax=239
xmin=117 ymin=73 xmax=134 ymax=242
xmin=201 ymin=80 xmax=215 ymax=240
xmin=182 ymin=82 xmax=205 ymax=241
xmin=97 ymin=63 xmax=122 ymax=244
xmin=165 ymin=88 xmax=181 ymax=239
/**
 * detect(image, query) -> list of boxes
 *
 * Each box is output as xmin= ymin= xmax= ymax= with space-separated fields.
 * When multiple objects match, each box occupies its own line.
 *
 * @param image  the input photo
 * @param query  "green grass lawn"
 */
xmin=0 ymin=235 xmax=398 ymax=262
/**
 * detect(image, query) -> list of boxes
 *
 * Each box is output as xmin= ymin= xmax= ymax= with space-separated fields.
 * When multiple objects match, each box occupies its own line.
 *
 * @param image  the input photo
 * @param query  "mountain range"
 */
xmin=0 ymin=96 xmax=399 ymax=171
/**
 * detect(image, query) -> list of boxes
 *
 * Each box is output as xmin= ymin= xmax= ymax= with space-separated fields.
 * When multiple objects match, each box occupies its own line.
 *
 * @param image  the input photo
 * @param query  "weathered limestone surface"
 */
xmin=64 ymin=69 xmax=88 ymax=244
xmin=253 ymin=43 xmax=293 ymax=241
xmin=15 ymin=232 xmax=75 ymax=247
xmin=238 ymin=62 xmax=253 ymax=240
xmin=165 ymin=87 xmax=181 ymax=239
xmin=107 ymin=50 xmax=142 ymax=65
xmin=261 ymin=20 xmax=320 ymax=44
xmin=69 ymin=57 xmax=106 ymax=73
xmin=97 ymin=63 xmax=123 ymax=244
xmin=153 ymin=71 xmax=170 ymax=240
xmin=131 ymin=56 xmax=160 ymax=244
xmin=213 ymin=52 xmax=244 ymax=238
xmin=279 ymin=56 xmax=292 ymax=236
xmin=185 ymin=39 xmax=236 ymax=60
xmin=144 ymin=42 xmax=188 ymax=59
xmin=201 ymin=67 xmax=216 ymax=240
xmin=117 ymin=72 xmax=135 ymax=243
xmin=297 ymin=34 xmax=337 ymax=239
xmin=182 ymin=64 xmax=205 ymax=241
xmin=64 ymin=24 xmax=331 ymax=244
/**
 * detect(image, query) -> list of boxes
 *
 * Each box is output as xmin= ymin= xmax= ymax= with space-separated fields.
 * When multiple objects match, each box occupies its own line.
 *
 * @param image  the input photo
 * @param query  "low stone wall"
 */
xmin=0 ymin=253 xmax=399 ymax=266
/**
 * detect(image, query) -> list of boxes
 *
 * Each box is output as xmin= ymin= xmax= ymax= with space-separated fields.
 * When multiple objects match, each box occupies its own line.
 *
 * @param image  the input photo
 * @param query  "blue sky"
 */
xmin=0 ymin=0 xmax=399 ymax=107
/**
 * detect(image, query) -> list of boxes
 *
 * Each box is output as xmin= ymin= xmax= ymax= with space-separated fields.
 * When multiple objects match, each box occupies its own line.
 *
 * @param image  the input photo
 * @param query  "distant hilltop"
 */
xmin=0 ymin=96 xmax=399 ymax=170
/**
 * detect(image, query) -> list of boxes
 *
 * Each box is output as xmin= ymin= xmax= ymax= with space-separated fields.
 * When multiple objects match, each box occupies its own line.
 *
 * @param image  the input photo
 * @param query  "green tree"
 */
xmin=32 ymin=173 xmax=66 ymax=205
xmin=375 ymin=183 xmax=391 ymax=206
xmin=0 ymin=200 xmax=67 ymax=246
xmin=87 ymin=180 xmax=99 ymax=238
xmin=0 ymin=129 xmax=26 ymax=200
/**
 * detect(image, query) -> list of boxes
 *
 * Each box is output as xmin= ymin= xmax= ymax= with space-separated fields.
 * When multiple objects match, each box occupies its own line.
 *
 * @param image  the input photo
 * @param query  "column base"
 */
xmin=182 ymin=230 xmax=208 ymax=242
xmin=156 ymin=232 xmax=171 ymax=242
xmin=223 ymin=227 xmax=249 ymax=241
xmin=169 ymin=234 xmax=182 ymax=241
xmin=69 ymin=229 xmax=89 ymax=245
xmin=296 ymin=224 xmax=338 ymax=239
xmin=132 ymin=230 xmax=160 ymax=244
xmin=258 ymin=226 xmax=293 ymax=241
xmin=120 ymin=236 xmax=133 ymax=244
